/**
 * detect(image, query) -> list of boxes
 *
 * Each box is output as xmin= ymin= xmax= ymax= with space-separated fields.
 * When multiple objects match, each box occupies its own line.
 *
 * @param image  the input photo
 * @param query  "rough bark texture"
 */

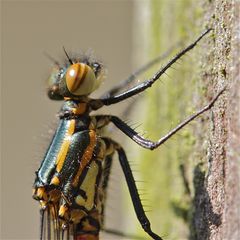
xmin=191 ymin=1 xmax=240 ymax=240
xmin=131 ymin=0 xmax=239 ymax=240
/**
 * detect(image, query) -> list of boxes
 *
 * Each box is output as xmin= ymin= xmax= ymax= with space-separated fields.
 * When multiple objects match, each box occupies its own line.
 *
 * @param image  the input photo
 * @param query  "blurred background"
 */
xmin=1 ymin=1 xmax=203 ymax=239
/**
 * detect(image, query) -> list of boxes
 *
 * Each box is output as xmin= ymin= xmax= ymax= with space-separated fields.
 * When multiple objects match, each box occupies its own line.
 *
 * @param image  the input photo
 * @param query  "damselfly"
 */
xmin=33 ymin=29 xmax=224 ymax=240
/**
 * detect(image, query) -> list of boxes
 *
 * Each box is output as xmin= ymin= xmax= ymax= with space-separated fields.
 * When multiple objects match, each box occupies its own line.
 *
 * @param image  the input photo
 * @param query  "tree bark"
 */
xmin=191 ymin=1 xmax=240 ymax=240
xmin=132 ymin=0 xmax=239 ymax=239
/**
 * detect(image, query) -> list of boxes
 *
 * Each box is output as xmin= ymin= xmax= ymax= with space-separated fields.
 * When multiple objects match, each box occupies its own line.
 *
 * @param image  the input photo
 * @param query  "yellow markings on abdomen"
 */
xmin=56 ymin=120 xmax=75 ymax=173
xmin=75 ymin=160 xmax=99 ymax=211
xmin=70 ymin=209 xmax=87 ymax=224
xmin=72 ymin=130 xmax=97 ymax=187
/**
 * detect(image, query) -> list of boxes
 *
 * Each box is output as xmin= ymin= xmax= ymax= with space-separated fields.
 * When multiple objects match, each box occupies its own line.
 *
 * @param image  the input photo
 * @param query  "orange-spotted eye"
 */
xmin=65 ymin=63 xmax=98 ymax=96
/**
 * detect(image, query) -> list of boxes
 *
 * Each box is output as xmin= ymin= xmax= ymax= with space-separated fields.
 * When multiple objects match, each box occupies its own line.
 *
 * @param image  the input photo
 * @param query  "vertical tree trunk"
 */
xmin=192 ymin=1 xmax=240 ymax=240
xmin=131 ymin=0 xmax=239 ymax=239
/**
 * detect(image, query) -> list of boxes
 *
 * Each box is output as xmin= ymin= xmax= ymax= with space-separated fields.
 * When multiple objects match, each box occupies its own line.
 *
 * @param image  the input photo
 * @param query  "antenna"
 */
xmin=63 ymin=46 xmax=73 ymax=65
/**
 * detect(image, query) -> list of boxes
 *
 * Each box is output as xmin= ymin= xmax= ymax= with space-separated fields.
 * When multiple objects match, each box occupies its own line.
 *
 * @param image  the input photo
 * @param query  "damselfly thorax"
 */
xmin=33 ymin=99 xmax=115 ymax=239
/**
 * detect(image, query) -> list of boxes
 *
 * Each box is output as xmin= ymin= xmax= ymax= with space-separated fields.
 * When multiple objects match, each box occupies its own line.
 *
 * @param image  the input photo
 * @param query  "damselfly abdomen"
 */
xmin=33 ymin=29 xmax=224 ymax=240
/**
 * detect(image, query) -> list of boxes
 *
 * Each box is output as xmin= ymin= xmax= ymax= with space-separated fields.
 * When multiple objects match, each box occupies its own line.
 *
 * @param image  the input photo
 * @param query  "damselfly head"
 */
xmin=47 ymin=52 xmax=104 ymax=100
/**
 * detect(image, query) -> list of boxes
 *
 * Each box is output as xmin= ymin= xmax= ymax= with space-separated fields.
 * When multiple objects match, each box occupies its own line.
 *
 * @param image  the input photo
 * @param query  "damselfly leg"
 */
xmin=101 ymin=41 xmax=182 ymax=99
xmin=90 ymin=29 xmax=211 ymax=108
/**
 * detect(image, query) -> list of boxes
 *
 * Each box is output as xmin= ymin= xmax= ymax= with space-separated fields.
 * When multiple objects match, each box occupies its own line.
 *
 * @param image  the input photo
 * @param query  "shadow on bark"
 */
xmin=190 ymin=164 xmax=222 ymax=240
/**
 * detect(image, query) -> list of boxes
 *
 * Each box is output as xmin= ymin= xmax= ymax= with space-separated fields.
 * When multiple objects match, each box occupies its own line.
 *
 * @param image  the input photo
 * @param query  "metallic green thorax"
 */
xmin=33 ymin=100 xmax=114 ymax=239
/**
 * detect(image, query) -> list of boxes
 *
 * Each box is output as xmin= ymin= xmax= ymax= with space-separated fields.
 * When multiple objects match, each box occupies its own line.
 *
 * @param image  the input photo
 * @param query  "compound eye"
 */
xmin=65 ymin=63 xmax=97 ymax=96
xmin=65 ymin=63 xmax=83 ymax=93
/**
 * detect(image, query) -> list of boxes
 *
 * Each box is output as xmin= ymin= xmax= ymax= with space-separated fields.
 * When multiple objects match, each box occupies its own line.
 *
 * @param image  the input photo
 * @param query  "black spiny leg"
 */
xmin=95 ymin=87 xmax=225 ymax=150
xmin=108 ymin=140 xmax=163 ymax=240
xmin=91 ymin=29 xmax=211 ymax=109
xmin=101 ymin=155 xmax=146 ymax=240
xmin=100 ymin=43 xmax=180 ymax=98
